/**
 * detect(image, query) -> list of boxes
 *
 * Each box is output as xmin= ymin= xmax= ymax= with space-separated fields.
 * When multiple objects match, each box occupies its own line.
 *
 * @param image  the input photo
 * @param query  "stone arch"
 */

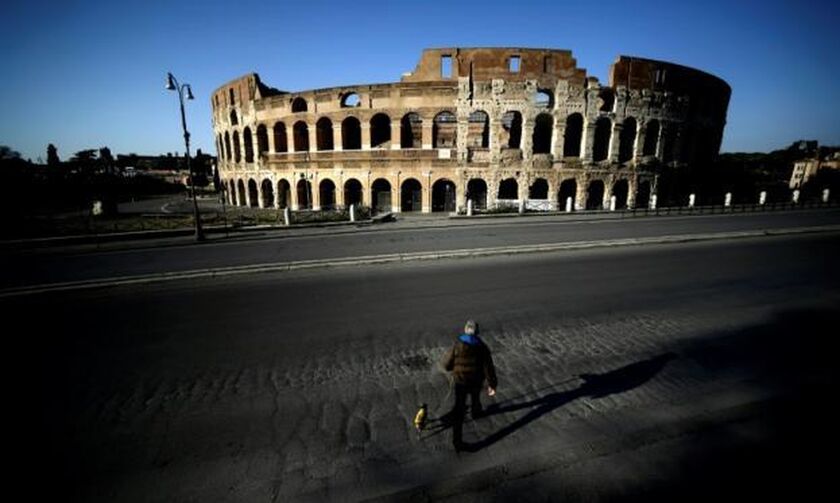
xmin=564 ymin=113 xmax=583 ymax=157
xmin=559 ymin=178 xmax=577 ymax=209
xmin=400 ymin=178 xmax=423 ymax=212
xmin=216 ymin=133 xmax=224 ymax=161
xmin=228 ymin=179 xmax=237 ymax=205
xmin=230 ymin=109 xmax=238 ymax=126
xmin=586 ymin=180 xmax=605 ymax=210
xmin=433 ymin=111 xmax=457 ymax=148
xmin=662 ymin=127 xmax=677 ymax=163
xmin=598 ymin=88 xmax=615 ymax=112
xmin=466 ymin=178 xmax=488 ymax=210
xmin=297 ymin=178 xmax=313 ymax=209
xmin=636 ymin=180 xmax=651 ymax=209
xmin=243 ymin=127 xmax=254 ymax=163
xmin=532 ymin=113 xmax=553 ymax=154
xmin=529 ymin=178 xmax=549 ymax=199
xmin=291 ymin=97 xmax=308 ymax=113
xmin=340 ymin=92 xmax=360 ymax=108
xmin=293 ymin=121 xmax=309 ymax=152
xmin=233 ymin=130 xmax=241 ymax=163
xmin=316 ymin=117 xmax=333 ymax=151
xmin=261 ymin=178 xmax=274 ymax=208
xmin=342 ymin=116 xmax=362 ymax=150
xmin=237 ymin=179 xmax=246 ymax=206
xmin=643 ymin=120 xmax=660 ymax=156
xmin=257 ymin=125 xmax=269 ymax=155
xmin=401 ymin=113 xmax=422 ymax=148
xmin=371 ymin=178 xmax=392 ymax=214
xmin=535 ymin=89 xmax=553 ymax=109
xmin=618 ymin=117 xmax=637 ymax=163
xmin=247 ymin=178 xmax=258 ymax=207
xmin=344 ymin=178 xmax=363 ymax=207
xmin=498 ymin=178 xmax=519 ymax=200
xmin=273 ymin=122 xmax=288 ymax=153
xmin=502 ymin=111 xmax=522 ymax=149
xmin=319 ymin=179 xmax=336 ymax=210
xmin=593 ymin=118 xmax=612 ymax=162
xmin=224 ymin=131 xmax=232 ymax=161
xmin=277 ymin=179 xmax=291 ymax=209
xmin=432 ymin=178 xmax=456 ymax=212
xmin=370 ymin=113 xmax=391 ymax=149
xmin=612 ymin=179 xmax=629 ymax=209
xmin=468 ymin=110 xmax=489 ymax=148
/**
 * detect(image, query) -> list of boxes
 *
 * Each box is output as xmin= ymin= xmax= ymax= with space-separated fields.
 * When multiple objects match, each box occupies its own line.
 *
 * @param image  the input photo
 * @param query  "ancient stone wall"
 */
xmin=211 ymin=48 xmax=730 ymax=213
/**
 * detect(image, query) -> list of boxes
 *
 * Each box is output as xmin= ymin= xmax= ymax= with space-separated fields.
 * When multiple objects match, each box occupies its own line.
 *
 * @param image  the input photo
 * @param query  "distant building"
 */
xmin=790 ymin=151 xmax=840 ymax=189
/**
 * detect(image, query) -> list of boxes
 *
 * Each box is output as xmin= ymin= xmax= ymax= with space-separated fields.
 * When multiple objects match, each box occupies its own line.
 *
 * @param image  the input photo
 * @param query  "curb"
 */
xmin=2 ymin=224 xmax=839 ymax=298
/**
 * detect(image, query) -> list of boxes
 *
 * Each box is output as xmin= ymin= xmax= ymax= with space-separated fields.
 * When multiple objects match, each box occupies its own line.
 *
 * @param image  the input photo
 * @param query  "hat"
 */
xmin=464 ymin=319 xmax=477 ymax=335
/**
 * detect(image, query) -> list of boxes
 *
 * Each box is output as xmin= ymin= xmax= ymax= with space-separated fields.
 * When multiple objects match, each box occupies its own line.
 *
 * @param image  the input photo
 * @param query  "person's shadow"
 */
xmin=427 ymin=353 xmax=677 ymax=452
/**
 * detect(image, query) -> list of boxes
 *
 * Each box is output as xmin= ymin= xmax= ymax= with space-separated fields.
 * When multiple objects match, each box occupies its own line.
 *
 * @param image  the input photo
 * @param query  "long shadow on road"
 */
xmin=426 ymin=353 xmax=677 ymax=453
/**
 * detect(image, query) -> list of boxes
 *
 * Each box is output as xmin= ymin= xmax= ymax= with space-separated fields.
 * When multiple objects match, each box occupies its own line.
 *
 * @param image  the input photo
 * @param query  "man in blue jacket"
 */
xmin=442 ymin=319 xmax=498 ymax=451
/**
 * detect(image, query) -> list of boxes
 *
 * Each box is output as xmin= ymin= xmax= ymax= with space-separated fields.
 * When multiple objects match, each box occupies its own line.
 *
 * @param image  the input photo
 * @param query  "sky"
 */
xmin=1 ymin=0 xmax=838 ymax=162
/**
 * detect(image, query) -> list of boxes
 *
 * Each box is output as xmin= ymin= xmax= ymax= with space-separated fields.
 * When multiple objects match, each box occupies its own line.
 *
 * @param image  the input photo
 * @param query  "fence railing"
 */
xmin=472 ymin=196 xmax=838 ymax=217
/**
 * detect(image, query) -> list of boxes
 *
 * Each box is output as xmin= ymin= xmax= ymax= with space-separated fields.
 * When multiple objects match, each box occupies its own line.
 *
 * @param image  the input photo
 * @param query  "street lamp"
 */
xmin=166 ymin=72 xmax=204 ymax=241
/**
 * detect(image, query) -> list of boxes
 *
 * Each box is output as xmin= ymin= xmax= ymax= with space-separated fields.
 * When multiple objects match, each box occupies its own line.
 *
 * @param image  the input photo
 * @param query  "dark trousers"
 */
xmin=452 ymin=383 xmax=482 ymax=447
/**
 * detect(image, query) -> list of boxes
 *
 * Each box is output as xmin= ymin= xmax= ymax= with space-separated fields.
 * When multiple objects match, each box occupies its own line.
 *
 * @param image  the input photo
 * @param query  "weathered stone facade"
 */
xmin=211 ymin=48 xmax=730 ymax=213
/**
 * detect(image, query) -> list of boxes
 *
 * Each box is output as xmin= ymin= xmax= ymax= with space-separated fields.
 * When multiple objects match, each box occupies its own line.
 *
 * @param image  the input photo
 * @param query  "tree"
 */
xmin=47 ymin=144 xmax=60 ymax=166
xmin=99 ymin=147 xmax=114 ymax=173
xmin=0 ymin=145 xmax=22 ymax=160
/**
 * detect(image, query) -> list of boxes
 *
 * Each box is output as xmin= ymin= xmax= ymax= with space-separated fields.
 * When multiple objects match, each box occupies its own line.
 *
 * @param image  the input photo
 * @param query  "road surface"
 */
xmin=6 ymin=229 xmax=839 ymax=501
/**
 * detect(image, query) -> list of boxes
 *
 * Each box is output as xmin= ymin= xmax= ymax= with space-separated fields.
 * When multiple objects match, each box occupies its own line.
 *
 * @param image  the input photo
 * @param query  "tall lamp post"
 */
xmin=166 ymin=72 xmax=204 ymax=241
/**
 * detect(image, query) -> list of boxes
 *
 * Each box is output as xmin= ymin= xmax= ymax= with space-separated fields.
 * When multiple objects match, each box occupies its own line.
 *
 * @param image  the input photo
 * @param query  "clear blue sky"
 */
xmin=2 ymin=0 xmax=838 ymax=162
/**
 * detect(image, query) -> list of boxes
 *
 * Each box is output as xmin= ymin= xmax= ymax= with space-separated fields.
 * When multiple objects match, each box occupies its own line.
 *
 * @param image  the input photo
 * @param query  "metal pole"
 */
xmin=168 ymin=72 xmax=204 ymax=242
xmin=180 ymin=92 xmax=203 ymax=241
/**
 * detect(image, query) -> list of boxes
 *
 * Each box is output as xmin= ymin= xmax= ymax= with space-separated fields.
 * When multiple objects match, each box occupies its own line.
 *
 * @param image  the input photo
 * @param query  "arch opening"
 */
xmin=371 ymin=178 xmax=392 ymax=214
xmin=400 ymin=178 xmax=422 ymax=212
xmin=432 ymin=179 xmax=456 ymax=212
xmin=466 ymin=179 xmax=488 ymax=210
xmin=401 ymin=113 xmax=422 ymax=148
xmin=342 ymin=117 xmax=362 ymax=150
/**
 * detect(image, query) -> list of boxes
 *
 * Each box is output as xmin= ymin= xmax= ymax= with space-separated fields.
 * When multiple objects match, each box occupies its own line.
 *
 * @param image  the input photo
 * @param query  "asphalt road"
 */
xmin=2 ymin=209 xmax=839 ymax=289
xmin=7 ymin=231 xmax=840 ymax=501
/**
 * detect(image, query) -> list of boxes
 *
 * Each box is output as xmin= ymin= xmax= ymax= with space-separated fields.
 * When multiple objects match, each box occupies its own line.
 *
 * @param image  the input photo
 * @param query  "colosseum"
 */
xmin=211 ymin=47 xmax=730 ymax=214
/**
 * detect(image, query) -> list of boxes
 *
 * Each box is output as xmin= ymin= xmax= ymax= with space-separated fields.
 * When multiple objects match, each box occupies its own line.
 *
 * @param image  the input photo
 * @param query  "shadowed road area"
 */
xmin=6 ymin=231 xmax=840 ymax=501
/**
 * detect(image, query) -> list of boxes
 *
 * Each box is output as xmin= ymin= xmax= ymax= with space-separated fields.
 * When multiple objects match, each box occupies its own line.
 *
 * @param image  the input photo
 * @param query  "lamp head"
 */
xmin=185 ymin=85 xmax=194 ymax=100
xmin=165 ymin=73 xmax=176 ymax=91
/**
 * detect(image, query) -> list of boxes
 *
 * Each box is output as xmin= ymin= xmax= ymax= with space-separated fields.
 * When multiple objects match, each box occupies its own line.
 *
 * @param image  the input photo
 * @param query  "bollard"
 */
xmin=725 ymin=192 xmax=732 ymax=207
xmin=519 ymin=199 xmax=525 ymax=214
xmin=609 ymin=195 xmax=616 ymax=212
xmin=689 ymin=194 xmax=696 ymax=208
xmin=823 ymin=189 xmax=830 ymax=204
xmin=792 ymin=189 xmax=800 ymax=204
xmin=283 ymin=207 xmax=291 ymax=226
xmin=650 ymin=194 xmax=658 ymax=210
xmin=565 ymin=196 xmax=573 ymax=213
xmin=759 ymin=191 xmax=767 ymax=205
xmin=467 ymin=198 xmax=473 ymax=217
xmin=350 ymin=204 xmax=356 ymax=222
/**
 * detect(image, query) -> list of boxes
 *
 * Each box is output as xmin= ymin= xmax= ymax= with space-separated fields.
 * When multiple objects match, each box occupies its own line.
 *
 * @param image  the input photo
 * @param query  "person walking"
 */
xmin=441 ymin=319 xmax=497 ymax=451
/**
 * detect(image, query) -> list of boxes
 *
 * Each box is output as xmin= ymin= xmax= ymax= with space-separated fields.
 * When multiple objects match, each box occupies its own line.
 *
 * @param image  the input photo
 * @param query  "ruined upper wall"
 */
xmin=401 ymin=48 xmax=587 ymax=86
xmin=211 ymin=73 xmax=285 ymax=113
xmin=609 ymin=56 xmax=730 ymax=122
